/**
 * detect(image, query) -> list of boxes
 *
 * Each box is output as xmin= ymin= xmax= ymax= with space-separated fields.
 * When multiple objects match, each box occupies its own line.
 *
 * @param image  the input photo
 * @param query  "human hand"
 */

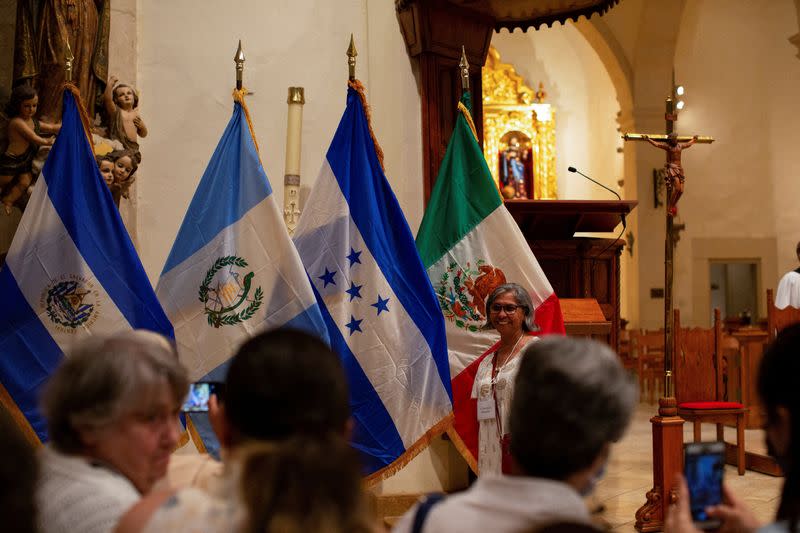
xmin=133 ymin=116 xmax=143 ymax=129
xmin=109 ymin=75 xmax=118 ymax=86
xmin=643 ymin=134 xmax=650 ymax=139
xmin=705 ymin=483 xmax=761 ymax=533
xmin=664 ymin=475 xmax=702 ymax=533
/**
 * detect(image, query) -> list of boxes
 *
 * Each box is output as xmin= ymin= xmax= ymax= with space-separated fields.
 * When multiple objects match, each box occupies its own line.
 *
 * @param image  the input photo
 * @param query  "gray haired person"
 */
xmin=37 ymin=330 xmax=188 ymax=533
xmin=475 ymin=282 xmax=540 ymax=476
xmin=393 ymin=336 xmax=638 ymax=533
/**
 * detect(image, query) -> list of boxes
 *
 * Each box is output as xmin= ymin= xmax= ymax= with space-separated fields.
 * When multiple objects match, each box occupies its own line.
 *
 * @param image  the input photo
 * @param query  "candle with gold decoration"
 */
xmin=283 ymin=87 xmax=305 ymax=234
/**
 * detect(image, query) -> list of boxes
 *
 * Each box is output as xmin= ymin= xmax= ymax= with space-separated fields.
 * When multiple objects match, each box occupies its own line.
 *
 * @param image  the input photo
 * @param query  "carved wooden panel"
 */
xmin=396 ymin=0 xmax=494 ymax=201
xmin=674 ymin=327 xmax=717 ymax=404
xmin=526 ymin=238 xmax=623 ymax=351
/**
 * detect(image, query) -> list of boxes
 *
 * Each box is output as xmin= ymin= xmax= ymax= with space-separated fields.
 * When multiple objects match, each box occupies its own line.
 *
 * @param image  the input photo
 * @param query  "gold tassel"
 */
xmin=61 ymin=82 xmax=95 ymax=153
xmin=363 ymin=412 xmax=455 ymax=486
xmin=347 ymin=79 xmax=386 ymax=174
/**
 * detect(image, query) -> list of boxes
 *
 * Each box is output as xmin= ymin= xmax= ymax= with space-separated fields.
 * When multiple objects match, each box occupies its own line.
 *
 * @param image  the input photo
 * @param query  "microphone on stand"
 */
xmin=567 ymin=166 xmax=626 ymax=229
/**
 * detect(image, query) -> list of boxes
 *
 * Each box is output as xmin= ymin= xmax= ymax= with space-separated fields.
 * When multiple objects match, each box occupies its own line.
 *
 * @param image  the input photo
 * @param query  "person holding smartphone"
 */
xmin=666 ymin=324 xmax=800 ymax=533
xmin=116 ymin=328 xmax=379 ymax=533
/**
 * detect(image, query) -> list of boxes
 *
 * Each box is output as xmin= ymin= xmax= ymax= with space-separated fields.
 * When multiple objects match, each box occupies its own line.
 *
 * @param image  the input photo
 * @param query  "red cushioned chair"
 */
xmin=675 ymin=308 xmax=746 ymax=475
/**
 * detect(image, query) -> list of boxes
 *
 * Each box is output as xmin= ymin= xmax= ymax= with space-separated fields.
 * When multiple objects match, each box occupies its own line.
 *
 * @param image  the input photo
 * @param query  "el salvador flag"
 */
xmin=156 ymin=96 xmax=327 ymax=430
xmin=293 ymin=84 xmax=453 ymax=479
xmin=0 ymin=89 xmax=174 ymax=441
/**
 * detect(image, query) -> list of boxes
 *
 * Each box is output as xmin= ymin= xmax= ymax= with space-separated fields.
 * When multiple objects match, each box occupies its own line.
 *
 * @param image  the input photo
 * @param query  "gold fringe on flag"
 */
xmin=364 ymin=412 xmax=454 ymax=486
xmin=347 ymin=79 xmax=386 ymax=174
xmin=61 ymin=82 xmax=95 ymax=153
xmin=232 ymin=88 xmax=261 ymax=155
xmin=457 ymin=101 xmax=479 ymax=143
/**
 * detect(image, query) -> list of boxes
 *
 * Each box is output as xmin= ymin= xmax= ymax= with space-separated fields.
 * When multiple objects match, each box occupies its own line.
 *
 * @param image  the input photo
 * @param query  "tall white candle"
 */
xmin=283 ymin=87 xmax=305 ymax=234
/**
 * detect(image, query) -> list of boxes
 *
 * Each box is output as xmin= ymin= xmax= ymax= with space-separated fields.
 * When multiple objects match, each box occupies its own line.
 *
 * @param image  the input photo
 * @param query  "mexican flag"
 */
xmin=415 ymin=92 xmax=565 ymax=471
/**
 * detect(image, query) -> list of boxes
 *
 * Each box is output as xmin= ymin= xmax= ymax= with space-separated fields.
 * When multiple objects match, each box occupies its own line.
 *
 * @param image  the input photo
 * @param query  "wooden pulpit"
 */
xmin=505 ymin=199 xmax=637 ymax=350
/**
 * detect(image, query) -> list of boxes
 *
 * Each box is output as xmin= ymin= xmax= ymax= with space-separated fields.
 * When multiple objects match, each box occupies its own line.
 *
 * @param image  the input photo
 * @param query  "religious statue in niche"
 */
xmin=498 ymin=132 xmax=532 ymax=199
xmin=103 ymin=76 xmax=146 ymax=163
xmin=13 ymin=0 xmax=111 ymax=122
xmin=0 ymin=85 xmax=60 ymax=214
xmin=482 ymin=47 xmax=557 ymax=199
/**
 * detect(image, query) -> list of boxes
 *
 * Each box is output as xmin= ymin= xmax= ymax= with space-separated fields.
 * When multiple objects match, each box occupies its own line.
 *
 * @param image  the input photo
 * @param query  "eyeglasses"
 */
xmin=489 ymin=303 xmax=524 ymax=314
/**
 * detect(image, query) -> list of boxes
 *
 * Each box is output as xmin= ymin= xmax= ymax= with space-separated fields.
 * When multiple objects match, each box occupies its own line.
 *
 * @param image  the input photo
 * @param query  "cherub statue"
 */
xmin=103 ymin=77 xmax=146 ymax=162
xmin=107 ymin=149 xmax=137 ymax=207
xmin=0 ymin=85 xmax=60 ymax=214
xmin=644 ymin=132 xmax=698 ymax=216
xmin=95 ymin=153 xmax=114 ymax=188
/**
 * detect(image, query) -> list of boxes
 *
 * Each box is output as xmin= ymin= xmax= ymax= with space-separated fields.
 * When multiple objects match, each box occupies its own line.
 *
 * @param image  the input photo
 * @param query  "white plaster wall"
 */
xmin=491 ymin=24 xmax=622 ymax=202
xmin=669 ymin=0 xmax=800 ymax=325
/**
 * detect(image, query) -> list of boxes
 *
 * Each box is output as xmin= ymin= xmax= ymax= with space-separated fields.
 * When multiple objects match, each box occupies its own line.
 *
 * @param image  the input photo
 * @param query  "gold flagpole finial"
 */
xmin=347 ymin=34 xmax=357 ymax=81
xmin=234 ymin=40 xmax=245 ymax=90
xmin=459 ymin=45 xmax=470 ymax=93
xmin=65 ymin=41 xmax=74 ymax=82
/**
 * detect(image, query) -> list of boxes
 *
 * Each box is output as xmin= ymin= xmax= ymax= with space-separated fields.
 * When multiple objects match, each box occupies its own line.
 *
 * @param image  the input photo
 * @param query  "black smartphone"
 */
xmin=684 ymin=441 xmax=726 ymax=529
xmin=181 ymin=381 xmax=223 ymax=412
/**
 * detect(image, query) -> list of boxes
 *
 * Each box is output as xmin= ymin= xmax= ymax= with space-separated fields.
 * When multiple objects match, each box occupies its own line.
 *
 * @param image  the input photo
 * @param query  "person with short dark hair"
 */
xmin=666 ymin=324 xmax=800 ymax=533
xmin=393 ymin=336 xmax=637 ymax=533
xmin=37 ymin=330 xmax=188 ymax=533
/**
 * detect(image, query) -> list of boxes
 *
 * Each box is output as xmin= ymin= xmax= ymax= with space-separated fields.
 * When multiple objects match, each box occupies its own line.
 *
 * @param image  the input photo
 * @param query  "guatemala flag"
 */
xmin=0 ymin=88 xmax=173 ymax=441
xmin=156 ymin=95 xmax=327 ymax=429
xmin=293 ymin=84 xmax=453 ymax=480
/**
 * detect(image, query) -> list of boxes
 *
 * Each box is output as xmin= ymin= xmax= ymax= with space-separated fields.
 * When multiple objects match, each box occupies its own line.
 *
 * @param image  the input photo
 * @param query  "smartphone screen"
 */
xmin=684 ymin=441 xmax=725 ymax=529
xmin=182 ymin=381 xmax=222 ymax=412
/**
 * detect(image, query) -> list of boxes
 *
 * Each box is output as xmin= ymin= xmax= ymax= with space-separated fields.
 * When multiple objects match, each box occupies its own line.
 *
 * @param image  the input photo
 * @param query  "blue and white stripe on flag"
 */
xmin=156 ymin=97 xmax=327 ymax=402
xmin=293 ymin=85 xmax=453 ymax=478
xmin=0 ymin=89 xmax=174 ymax=441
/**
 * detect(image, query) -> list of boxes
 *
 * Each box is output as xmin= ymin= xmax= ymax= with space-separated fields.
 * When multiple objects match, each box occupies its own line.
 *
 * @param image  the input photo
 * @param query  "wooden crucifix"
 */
xmin=623 ymin=96 xmax=714 ymax=533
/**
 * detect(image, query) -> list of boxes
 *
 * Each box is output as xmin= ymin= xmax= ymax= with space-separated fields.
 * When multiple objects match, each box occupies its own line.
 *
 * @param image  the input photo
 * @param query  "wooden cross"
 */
xmin=624 ymin=97 xmax=715 ymax=532
xmin=622 ymin=96 xmax=714 ymax=398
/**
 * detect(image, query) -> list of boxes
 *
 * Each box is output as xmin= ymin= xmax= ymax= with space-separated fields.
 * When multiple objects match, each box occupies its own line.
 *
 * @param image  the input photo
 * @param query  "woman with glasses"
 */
xmin=472 ymin=283 xmax=540 ymax=476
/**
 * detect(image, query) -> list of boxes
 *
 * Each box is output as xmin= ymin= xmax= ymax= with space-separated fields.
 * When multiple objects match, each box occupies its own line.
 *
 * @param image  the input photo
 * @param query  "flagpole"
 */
xmin=65 ymin=41 xmax=74 ymax=83
xmin=347 ymin=34 xmax=357 ymax=81
xmin=234 ymin=40 xmax=245 ymax=91
xmin=459 ymin=45 xmax=469 ymax=95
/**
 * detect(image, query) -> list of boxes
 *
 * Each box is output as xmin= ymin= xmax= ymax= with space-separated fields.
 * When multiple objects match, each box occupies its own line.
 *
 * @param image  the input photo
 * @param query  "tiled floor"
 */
xmin=595 ymin=403 xmax=783 ymax=531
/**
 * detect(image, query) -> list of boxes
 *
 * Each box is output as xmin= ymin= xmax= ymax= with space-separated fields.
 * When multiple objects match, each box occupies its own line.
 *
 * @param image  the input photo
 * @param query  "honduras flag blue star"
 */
xmin=0 ymin=88 xmax=173 ymax=441
xmin=293 ymin=83 xmax=453 ymax=479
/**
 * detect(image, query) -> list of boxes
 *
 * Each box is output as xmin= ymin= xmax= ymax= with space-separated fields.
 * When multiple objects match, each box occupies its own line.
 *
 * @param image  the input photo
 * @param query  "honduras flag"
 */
xmin=293 ymin=84 xmax=453 ymax=480
xmin=156 ymin=95 xmax=326 ymax=407
xmin=0 ymin=88 xmax=173 ymax=441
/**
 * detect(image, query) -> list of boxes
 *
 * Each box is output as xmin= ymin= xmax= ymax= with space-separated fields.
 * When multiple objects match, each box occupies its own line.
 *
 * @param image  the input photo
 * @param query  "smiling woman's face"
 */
xmin=489 ymin=291 xmax=525 ymax=338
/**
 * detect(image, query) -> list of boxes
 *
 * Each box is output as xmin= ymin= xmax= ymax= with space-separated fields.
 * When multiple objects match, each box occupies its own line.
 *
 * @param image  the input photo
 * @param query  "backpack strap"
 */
xmin=411 ymin=493 xmax=446 ymax=533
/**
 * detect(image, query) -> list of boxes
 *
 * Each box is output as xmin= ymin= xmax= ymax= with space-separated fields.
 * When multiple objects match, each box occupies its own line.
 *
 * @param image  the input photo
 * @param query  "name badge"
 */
xmin=477 ymin=397 xmax=495 ymax=421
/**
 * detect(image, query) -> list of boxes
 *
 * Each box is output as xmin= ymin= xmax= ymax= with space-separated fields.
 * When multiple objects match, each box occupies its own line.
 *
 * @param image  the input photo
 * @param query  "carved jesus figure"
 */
xmin=644 ymin=133 xmax=698 ymax=216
